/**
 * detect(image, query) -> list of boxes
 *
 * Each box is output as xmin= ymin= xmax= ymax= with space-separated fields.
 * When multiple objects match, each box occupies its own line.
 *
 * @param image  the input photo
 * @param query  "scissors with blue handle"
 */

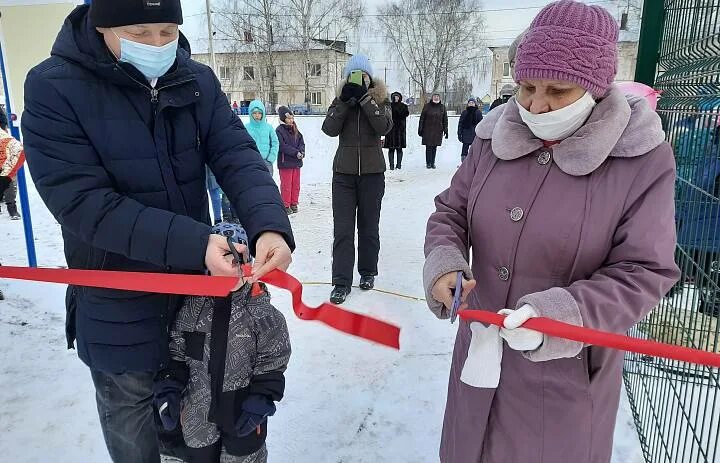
xmin=450 ymin=272 xmax=463 ymax=324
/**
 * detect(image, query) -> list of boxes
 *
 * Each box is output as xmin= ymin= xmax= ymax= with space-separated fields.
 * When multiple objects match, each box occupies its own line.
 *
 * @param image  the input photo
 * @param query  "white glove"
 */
xmin=498 ymin=304 xmax=543 ymax=352
xmin=460 ymin=322 xmax=503 ymax=388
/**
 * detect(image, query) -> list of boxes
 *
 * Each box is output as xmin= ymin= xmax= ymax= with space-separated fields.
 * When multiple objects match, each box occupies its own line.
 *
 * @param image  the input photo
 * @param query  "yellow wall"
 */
xmin=0 ymin=3 xmax=77 ymax=128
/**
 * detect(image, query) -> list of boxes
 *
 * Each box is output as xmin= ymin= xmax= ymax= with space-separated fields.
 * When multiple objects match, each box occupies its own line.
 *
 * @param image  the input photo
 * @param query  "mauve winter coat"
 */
xmin=423 ymin=86 xmax=680 ymax=463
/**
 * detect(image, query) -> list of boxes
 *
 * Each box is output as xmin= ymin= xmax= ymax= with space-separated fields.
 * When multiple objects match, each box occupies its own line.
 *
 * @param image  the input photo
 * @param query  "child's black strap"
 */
xmin=207 ymin=295 xmax=232 ymax=425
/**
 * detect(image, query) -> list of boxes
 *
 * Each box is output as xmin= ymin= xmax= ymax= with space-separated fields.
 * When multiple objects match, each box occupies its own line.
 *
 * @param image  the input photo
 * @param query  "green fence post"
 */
xmin=634 ymin=0 xmax=665 ymax=86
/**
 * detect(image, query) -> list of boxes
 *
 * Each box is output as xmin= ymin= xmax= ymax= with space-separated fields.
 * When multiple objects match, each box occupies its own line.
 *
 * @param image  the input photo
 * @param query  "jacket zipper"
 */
xmin=114 ymin=65 xmax=193 ymax=110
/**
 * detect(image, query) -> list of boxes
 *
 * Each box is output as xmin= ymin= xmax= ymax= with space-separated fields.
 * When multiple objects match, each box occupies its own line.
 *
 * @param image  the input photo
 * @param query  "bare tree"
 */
xmin=376 ymin=0 xmax=488 ymax=104
xmin=214 ymin=0 xmax=282 ymax=107
xmin=284 ymin=0 xmax=364 ymax=108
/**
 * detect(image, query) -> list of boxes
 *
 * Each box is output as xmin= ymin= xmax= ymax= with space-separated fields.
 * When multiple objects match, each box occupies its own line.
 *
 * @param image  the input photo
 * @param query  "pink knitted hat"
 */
xmin=514 ymin=0 xmax=619 ymax=97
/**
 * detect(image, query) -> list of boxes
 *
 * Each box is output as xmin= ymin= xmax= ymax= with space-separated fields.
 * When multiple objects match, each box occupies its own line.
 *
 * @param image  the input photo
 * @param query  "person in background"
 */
xmin=457 ymin=98 xmax=483 ymax=163
xmin=245 ymin=100 xmax=279 ymax=176
xmin=0 ymin=110 xmax=26 ymax=301
xmin=206 ymin=167 xmax=222 ymax=224
xmin=489 ymin=31 xmax=525 ymax=111
xmin=232 ymin=100 xmax=240 ymax=115
xmin=21 ymin=1 xmax=294 ymax=461
xmin=490 ymin=84 xmax=516 ymax=110
xmin=276 ymin=106 xmax=305 ymax=215
xmin=423 ymin=2 xmax=679 ymax=462
xmin=0 ymin=111 xmax=20 ymax=220
xmin=384 ymin=92 xmax=409 ymax=170
xmin=322 ymin=54 xmax=393 ymax=304
xmin=419 ymin=93 xmax=448 ymax=169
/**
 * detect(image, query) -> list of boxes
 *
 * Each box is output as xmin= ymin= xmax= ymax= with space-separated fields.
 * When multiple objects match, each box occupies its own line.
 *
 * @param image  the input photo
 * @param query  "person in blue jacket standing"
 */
xmin=245 ymin=99 xmax=279 ymax=176
xmin=21 ymin=2 xmax=294 ymax=462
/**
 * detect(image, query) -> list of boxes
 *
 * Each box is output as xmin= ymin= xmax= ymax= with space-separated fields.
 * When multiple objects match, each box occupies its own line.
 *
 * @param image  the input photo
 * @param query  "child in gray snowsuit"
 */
xmin=154 ymin=223 xmax=291 ymax=463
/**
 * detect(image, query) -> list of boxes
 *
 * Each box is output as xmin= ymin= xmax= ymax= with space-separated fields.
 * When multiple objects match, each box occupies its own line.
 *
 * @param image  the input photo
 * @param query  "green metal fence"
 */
xmin=623 ymin=1 xmax=720 ymax=462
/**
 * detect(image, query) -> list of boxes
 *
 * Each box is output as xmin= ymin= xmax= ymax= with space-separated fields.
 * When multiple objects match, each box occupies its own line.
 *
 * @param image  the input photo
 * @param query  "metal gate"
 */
xmin=623 ymin=1 xmax=720 ymax=462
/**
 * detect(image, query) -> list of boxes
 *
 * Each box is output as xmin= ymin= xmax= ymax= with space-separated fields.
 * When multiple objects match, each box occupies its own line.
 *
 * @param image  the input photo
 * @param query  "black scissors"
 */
xmin=225 ymin=235 xmax=246 ymax=266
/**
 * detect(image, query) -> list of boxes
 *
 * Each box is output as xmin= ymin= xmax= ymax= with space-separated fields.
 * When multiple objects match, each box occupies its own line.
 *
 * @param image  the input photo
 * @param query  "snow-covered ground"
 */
xmin=0 ymin=116 xmax=644 ymax=462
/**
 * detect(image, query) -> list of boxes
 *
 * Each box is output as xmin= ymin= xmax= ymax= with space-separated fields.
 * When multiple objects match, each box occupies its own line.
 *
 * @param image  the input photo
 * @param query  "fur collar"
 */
xmin=475 ymin=85 xmax=666 ymax=176
xmin=336 ymin=79 xmax=389 ymax=102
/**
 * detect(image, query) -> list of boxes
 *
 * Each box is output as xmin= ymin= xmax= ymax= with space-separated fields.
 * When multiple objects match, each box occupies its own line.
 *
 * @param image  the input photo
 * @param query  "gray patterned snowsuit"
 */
xmin=170 ymin=283 xmax=291 ymax=462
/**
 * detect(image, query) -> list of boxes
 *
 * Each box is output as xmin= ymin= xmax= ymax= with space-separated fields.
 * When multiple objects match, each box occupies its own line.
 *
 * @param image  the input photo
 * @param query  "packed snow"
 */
xmin=0 ymin=116 xmax=644 ymax=462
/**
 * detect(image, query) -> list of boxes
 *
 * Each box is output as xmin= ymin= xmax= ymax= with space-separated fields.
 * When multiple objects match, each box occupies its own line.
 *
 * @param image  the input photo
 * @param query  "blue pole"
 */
xmin=0 ymin=39 xmax=36 ymax=267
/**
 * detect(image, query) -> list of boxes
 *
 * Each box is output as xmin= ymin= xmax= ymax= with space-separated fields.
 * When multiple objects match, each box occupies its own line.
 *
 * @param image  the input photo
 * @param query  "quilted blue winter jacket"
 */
xmin=21 ymin=5 xmax=294 ymax=373
xmin=245 ymin=100 xmax=279 ymax=163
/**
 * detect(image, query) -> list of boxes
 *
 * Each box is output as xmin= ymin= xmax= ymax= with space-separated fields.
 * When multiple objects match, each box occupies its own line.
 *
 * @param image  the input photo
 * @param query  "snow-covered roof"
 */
xmin=191 ymin=37 xmax=349 ymax=55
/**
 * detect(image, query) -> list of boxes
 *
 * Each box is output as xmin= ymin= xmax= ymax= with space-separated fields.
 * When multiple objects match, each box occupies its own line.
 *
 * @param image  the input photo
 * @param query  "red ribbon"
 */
xmin=0 ymin=266 xmax=401 ymax=350
xmin=459 ymin=309 xmax=720 ymax=369
xmin=252 ymin=265 xmax=400 ymax=349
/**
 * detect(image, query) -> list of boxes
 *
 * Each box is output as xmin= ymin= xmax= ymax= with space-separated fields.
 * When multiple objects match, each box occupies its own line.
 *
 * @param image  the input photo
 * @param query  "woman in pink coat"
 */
xmin=423 ymin=2 xmax=680 ymax=462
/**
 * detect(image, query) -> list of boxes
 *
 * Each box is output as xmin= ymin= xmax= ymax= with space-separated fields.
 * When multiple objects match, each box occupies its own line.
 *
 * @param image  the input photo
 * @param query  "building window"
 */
xmin=269 ymin=92 xmax=278 ymax=106
xmin=244 ymin=29 xmax=253 ymax=43
xmin=308 ymin=63 xmax=322 ymax=77
xmin=620 ymin=12 xmax=629 ymax=31
xmin=502 ymin=62 xmax=510 ymax=77
xmin=219 ymin=66 xmax=231 ymax=80
xmin=224 ymin=93 xmax=232 ymax=103
xmin=243 ymin=66 xmax=255 ymax=81
xmin=310 ymin=91 xmax=322 ymax=106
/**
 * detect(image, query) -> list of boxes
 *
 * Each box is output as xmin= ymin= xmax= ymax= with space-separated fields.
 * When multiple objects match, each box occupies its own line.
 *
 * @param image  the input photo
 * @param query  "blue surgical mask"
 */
xmin=113 ymin=30 xmax=178 ymax=81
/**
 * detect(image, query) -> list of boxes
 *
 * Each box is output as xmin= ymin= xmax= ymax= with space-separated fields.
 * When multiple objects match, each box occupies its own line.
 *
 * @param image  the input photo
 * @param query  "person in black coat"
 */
xmin=384 ymin=92 xmax=409 ymax=169
xmin=457 ymin=98 xmax=483 ymax=162
xmin=321 ymin=55 xmax=393 ymax=304
xmin=418 ymin=94 xmax=448 ymax=169
xmin=21 ymin=2 xmax=294 ymax=461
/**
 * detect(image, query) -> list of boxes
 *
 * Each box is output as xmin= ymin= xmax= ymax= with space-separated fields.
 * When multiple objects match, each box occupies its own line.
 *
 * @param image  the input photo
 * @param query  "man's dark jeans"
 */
xmin=90 ymin=370 xmax=162 ymax=463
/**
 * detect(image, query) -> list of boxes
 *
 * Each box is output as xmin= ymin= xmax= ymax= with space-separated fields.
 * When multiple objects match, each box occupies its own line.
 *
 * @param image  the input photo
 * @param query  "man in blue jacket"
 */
xmin=21 ymin=2 xmax=293 ymax=462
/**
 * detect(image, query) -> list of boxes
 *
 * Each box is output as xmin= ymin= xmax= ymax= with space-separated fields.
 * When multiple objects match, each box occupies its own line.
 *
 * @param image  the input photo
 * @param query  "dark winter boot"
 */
xmin=359 ymin=275 xmax=375 ymax=291
xmin=330 ymin=285 xmax=351 ymax=304
xmin=291 ymin=205 xmax=298 ymax=213
xmin=7 ymin=202 xmax=19 ymax=220
xmin=0 ymin=290 xmax=5 ymax=301
xmin=285 ymin=207 xmax=294 ymax=215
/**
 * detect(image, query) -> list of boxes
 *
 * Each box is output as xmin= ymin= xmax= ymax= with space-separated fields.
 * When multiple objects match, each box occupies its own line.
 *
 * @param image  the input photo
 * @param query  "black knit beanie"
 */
xmin=278 ymin=106 xmax=294 ymax=123
xmin=90 ymin=0 xmax=183 ymax=28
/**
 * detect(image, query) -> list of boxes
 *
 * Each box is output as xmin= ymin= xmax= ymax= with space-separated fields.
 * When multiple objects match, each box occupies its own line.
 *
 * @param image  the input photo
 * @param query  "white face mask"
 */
xmin=516 ymin=92 xmax=597 ymax=141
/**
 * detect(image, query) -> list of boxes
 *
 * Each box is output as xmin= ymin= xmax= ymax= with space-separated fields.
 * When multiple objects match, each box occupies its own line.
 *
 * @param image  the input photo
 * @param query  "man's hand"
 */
xmin=252 ymin=231 xmax=292 ymax=282
xmin=205 ymin=234 xmax=247 ymax=289
xmin=431 ymin=271 xmax=476 ymax=312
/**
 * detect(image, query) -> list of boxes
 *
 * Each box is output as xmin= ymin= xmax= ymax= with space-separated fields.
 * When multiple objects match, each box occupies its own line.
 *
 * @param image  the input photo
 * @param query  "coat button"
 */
xmin=510 ymin=207 xmax=524 ymax=222
xmin=499 ymin=266 xmax=510 ymax=281
xmin=537 ymin=150 xmax=552 ymax=165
